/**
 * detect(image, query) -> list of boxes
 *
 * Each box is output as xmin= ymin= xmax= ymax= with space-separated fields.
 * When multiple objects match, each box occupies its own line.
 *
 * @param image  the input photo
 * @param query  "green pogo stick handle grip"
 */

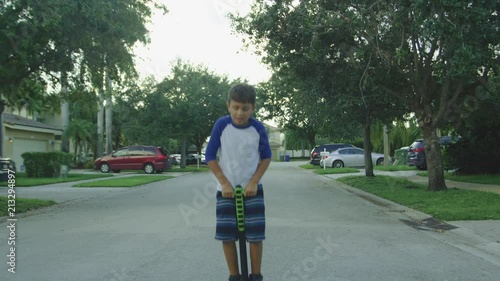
xmin=234 ymin=185 xmax=245 ymax=232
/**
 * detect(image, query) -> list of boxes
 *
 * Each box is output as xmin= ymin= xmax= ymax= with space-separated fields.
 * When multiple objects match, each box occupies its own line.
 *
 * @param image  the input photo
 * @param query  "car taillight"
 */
xmin=323 ymin=156 xmax=328 ymax=159
xmin=313 ymin=152 xmax=318 ymax=157
xmin=412 ymin=147 xmax=425 ymax=153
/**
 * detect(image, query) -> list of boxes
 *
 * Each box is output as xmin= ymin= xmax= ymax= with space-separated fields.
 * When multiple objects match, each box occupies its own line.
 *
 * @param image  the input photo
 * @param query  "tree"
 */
xmin=444 ymin=76 xmax=500 ymax=174
xmin=232 ymin=1 xmax=406 ymax=177
xmin=0 ymin=0 xmax=166 ymax=157
xmin=364 ymin=0 xmax=499 ymax=190
xmin=234 ymin=1 xmax=499 ymax=189
xmin=120 ymin=61 xmax=236 ymax=167
xmin=153 ymin=61 xmax=233 ymax=167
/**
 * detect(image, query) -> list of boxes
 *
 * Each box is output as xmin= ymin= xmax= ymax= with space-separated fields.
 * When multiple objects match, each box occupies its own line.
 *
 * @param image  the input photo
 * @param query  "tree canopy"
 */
xmin=233 ymin=0 xmax=500 ymax=190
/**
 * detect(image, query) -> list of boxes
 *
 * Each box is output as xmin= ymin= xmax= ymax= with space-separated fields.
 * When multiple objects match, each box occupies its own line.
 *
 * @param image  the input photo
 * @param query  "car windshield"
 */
xmin=410 ymin=141 xmax=424 ymax=148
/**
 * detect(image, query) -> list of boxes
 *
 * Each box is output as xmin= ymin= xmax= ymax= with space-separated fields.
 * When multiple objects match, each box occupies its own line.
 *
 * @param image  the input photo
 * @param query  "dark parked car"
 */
xmin=0 ymin=158 xmax=16 ymax=182
xmin=94 ymin=145 xmax=171 ymax=174
xmin=309 ymin=143 xmax=355 ymax=165
xmin=406 ymin=136 xmax=458 ymax=170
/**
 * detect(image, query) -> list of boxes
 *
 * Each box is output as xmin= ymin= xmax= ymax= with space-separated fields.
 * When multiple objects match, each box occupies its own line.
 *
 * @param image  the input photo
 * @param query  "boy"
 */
xmin=205 ymin=83 xmax=272 ymax=281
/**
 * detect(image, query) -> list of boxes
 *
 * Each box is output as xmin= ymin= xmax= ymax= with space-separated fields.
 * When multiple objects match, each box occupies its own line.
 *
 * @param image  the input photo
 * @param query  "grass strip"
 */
xmin=166 ymin=166 xmax=209 ymax=172
xmin=374 ymin=165 xmax=418 ymax=171
xmin=73 ymin=175 xmax=174 ymax=187
xmin=314 ymin=168 xmax=360 ymax=175
xmin=0 ymin=173 xmax=113 ymax=187
xmin=336 ymin=175 xmax=500 ymax=221
xmin=0 ymin=197 xmax=56 ymax=217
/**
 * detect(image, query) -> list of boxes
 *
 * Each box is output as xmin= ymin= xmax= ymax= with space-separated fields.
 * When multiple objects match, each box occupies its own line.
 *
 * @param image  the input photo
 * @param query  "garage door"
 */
xmin=12 ymin=139 xmax=47 ymax=170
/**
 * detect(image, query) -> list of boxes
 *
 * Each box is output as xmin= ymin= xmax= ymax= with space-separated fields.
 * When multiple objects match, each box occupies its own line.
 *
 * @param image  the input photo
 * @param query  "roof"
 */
xmin=3 ymin=113 xmax=62 ymax=132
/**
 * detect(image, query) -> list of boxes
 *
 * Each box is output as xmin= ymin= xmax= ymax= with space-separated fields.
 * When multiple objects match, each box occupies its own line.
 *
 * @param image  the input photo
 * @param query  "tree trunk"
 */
xmin=97 ymin=87 xmax=104 ymax=157
xmin=422 ymin=125 xmax=447 ymax=191
xmin=105 ymin=73 xmax=113 ymax=154
xmin=180 ymin=138 xmax=187 ymax=168
xmin=60 ymin=72 xmax=70 ymax=153
xmin=363 ymin=124 xmax=374 ymax=177
xmin=73 ymin=140 xmax=78 ymax=164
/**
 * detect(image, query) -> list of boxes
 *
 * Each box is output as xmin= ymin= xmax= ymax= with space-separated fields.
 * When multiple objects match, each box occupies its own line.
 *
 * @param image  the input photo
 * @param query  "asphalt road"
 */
xmin=1 ymin=162 xmax=500 ymax=281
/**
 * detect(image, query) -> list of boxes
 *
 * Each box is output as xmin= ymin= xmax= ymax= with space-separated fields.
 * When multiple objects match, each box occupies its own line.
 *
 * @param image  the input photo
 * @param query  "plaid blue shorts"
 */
xmin=215 ymin=185 xmax=265 ymax=242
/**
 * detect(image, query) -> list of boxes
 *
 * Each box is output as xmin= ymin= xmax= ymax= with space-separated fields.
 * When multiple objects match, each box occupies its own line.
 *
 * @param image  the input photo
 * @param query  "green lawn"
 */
xmin=0 ymin=197 xmax=56 ymax=217
xmin=0 ymin=173 xmax=113 ymax=187
xmin=337 ymin=175 xmax=500 ymax=221
xmin=73 ymin=175 xmax=174 ymax=187
xmin=374 ymin=165 xmax=418 ymax=171
xmin=314 ymin=167 xmax=360 ymax=175
xmin=166 ymin=166 xmax=209 ymax=172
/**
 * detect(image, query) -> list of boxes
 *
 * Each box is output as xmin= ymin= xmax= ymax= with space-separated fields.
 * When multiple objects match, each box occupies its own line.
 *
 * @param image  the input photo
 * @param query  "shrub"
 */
xmin=444 ymin=137 xmax=500 ymax=175
xmin=21 ymin=152 xmax=73 ymax=178
xmin=83 ymin=160 xmax=95 ymax=169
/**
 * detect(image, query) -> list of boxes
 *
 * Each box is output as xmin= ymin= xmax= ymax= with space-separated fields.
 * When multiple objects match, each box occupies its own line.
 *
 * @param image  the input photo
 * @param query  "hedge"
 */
xmin=21 ymin=152 xmax=73 ymax=178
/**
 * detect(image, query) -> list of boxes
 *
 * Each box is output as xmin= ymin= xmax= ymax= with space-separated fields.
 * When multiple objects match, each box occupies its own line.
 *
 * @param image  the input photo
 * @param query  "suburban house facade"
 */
xmin=1 ymin=108 xmax=63 ymax=170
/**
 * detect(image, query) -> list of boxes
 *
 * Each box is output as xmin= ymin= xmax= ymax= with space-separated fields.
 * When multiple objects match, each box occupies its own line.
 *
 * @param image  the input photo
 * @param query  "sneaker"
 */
xmin=228 ymin=275 xmax=241 ymax=281
xmin=249 ymin=274 xmax=263 ymax=281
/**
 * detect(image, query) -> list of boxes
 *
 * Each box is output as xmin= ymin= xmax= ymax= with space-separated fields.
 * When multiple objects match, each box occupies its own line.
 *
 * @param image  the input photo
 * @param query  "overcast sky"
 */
xmin=133 ymin=0 xmax=271 ymax=84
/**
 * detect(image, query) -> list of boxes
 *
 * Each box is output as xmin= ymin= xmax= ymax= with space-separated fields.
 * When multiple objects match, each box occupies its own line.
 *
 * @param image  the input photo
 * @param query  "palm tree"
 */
xmin=64 ymin=119 xmax=94 ymax=166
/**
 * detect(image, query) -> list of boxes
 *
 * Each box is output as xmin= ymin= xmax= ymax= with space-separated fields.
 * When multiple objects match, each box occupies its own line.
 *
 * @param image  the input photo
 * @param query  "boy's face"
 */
xmin=226 ymin=100 xmax=255 ymax=126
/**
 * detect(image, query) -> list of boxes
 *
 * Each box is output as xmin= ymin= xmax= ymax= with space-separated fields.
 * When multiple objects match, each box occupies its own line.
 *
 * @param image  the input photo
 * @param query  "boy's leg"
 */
xmin=215 ymin=190 xmax=240 ymax=278
xmin=222 ymin=241 xmax=240 ymax=276
xmin=249 ymin=241 xmax=263 ymax=274
xmin=245 ymin=185 xmax=265 ymax=279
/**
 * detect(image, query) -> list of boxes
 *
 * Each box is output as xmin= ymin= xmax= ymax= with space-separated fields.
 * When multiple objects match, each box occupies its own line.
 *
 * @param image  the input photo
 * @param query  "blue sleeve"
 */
xmin=254 ymin=121 xmax=272 ymax=160
xmin=205 ymin=117 xmax=228 ymax=162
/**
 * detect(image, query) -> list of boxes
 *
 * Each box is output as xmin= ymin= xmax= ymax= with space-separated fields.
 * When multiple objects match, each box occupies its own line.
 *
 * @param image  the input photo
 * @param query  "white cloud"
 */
xmin=134 ymin=0 xmax=271 ymax=84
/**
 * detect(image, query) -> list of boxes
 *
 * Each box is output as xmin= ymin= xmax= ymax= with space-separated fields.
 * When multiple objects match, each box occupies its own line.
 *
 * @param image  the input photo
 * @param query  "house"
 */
xmin=1 ymin=110 xmax=62 ymax=170
xmin=264 ymin=123 xmax=283 ymax=162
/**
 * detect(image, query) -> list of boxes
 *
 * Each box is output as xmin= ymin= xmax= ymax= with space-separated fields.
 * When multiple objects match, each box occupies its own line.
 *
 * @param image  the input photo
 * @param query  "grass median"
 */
xmin=73 ymin=175 xmax=174 ymax=187
xmin=336 ymin=175 xmax=500 ymax=221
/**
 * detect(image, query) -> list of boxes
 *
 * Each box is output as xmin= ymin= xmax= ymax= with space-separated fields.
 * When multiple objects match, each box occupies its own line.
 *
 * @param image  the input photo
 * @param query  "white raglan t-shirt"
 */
xmin=205 ymin=116 xmax=272 ymax=191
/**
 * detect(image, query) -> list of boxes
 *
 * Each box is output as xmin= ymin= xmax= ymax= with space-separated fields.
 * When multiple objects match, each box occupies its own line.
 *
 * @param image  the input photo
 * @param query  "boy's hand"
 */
xmin=221 ymin=182 xmax=234 ymax=198
xmin=244 ymin=181 xmax=258 ymax=197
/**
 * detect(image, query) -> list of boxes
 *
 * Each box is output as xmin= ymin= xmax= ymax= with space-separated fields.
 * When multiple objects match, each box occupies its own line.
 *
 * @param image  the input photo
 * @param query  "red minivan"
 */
xmin=94 ymin=145 xmax=172 ymax=174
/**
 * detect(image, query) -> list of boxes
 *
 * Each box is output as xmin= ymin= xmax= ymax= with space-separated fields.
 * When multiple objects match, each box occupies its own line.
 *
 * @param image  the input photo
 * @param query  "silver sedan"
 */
xmin=319 ymin=147 xmax=391 ymax=168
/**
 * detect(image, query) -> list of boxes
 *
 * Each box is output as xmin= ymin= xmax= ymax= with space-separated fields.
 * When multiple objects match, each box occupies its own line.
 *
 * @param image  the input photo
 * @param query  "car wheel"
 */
xmin=332 ymin=160 xmax=344 ymax=168
xmin=376 ymin=158 xmax=384 ymax=165
xmin=100 ymin=163 xmax=110 ymax=173
xmin=144 ymin=163 xmax=155 ymax=174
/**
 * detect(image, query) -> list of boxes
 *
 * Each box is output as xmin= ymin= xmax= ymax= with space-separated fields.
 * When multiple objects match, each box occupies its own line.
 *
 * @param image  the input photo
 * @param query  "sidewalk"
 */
xmin=405 ymin=174 xmax=500 ymax=195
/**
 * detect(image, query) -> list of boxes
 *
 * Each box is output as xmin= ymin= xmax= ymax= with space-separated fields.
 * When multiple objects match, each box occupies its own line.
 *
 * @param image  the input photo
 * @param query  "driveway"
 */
xmin=0 ymin=162 xmax=499 ymax=281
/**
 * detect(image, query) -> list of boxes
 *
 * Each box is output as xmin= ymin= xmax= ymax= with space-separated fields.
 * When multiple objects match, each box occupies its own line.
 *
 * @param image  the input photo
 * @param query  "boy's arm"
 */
xmin=244 ymin=158 xmax=271 ymax=197
xmin=207 ymin=160 xmax=234 ymax=198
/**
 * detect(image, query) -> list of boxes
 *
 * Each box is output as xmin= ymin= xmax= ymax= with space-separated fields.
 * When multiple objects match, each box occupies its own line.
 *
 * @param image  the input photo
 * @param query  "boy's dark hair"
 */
xmin=227 ymin=83 xmax=256 ymax=105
